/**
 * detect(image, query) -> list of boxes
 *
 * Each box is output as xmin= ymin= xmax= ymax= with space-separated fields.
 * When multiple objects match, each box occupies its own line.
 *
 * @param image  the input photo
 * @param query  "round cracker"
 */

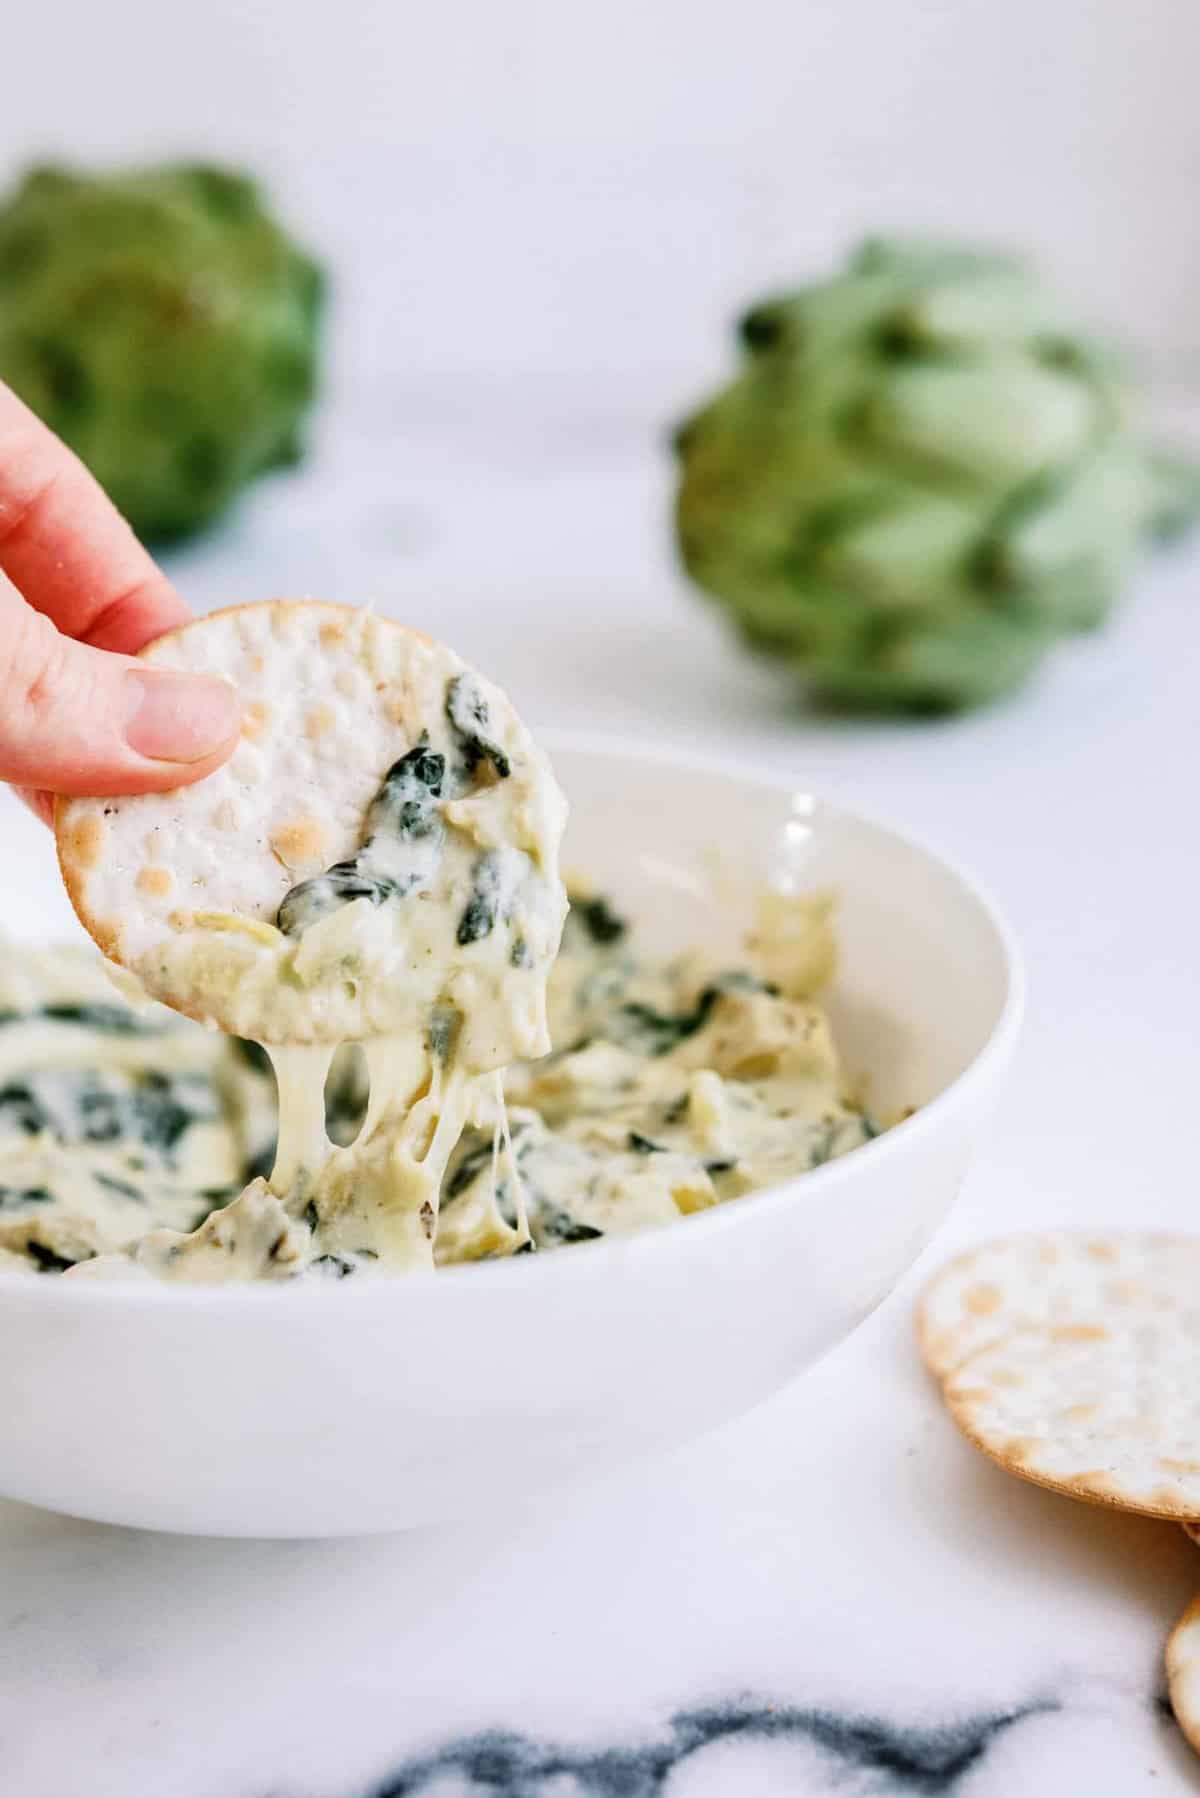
xmin=1167 ymin=1592 xmax=1200 ymax=1759
xmin=56 ymin=600 xmax=568 ymax=1049
xmin=943 ymin=1307 xmax=1200 ymax=1521
xmin=918 ymin=1232 xmax=1200 ymax=1380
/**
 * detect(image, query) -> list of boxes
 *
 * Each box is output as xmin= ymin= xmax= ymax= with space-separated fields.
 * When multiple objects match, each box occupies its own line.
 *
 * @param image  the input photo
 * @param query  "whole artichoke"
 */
xmin=0 ymin=162 xmax=324 ymax=543
xmin=674 ymin=238 xmax=1192 ymax=711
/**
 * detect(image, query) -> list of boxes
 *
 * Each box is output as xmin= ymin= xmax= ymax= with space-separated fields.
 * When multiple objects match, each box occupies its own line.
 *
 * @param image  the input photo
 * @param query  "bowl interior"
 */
xmin=0 ymin=742 xmax=1014 ymax=1130
xmin=0 ymin=744 xmax=1021 ymax=1535
xmin=551 ymin=738 xmax=1014 ymax=1124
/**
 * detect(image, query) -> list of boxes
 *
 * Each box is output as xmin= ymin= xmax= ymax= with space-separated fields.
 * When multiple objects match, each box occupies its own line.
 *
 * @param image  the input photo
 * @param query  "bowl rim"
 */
xmin=0 ymin=729 xmax=1025 ymax=1310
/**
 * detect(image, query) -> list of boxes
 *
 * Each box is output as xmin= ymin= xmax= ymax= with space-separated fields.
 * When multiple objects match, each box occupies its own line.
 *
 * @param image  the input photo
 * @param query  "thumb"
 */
xmin=0 ymin=593 xmax=240 ymax=797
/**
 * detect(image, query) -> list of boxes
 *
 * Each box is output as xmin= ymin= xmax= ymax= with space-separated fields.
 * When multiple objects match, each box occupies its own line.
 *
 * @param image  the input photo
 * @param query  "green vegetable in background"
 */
xmin=673 ymin=238 xmax=1195 ymax=712
xmin=0 ymin=162 xmax=324 ymax=543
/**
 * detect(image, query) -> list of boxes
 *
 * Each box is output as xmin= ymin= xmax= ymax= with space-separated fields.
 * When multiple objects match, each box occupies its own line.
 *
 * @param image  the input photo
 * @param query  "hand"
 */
xmin=0 ymin=381 xmax=241 ymax=823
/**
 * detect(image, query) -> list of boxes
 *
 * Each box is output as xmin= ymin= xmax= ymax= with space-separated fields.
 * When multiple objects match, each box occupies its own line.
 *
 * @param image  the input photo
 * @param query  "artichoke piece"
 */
xmin=0 ymin=161 xmax=324 ymax=542
xmin=813 ymin=610 xmax=1055 ymax=715
xmin=804 ymin=492 xmax=980 ymax=611
xmin=882 ymin=273 xmax=1074 ymax=354
xmin=978 ymin=449 xmax=1148 ymax=630
xmin=852 ymin=237 xmax=1026 ymax=283
xmin=741 ymin=271 xmax=903 ymax=364
xmin=1145 ymin=451 xmax=1200 ymax=542
xmin=858 ymin=361 xmax=1098 ymax=488
xmin=674 ymin=235 xmax=1197 ymax=712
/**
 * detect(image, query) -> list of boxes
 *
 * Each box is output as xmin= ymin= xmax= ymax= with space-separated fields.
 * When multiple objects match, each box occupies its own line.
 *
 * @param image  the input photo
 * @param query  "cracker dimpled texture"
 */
xmin=55 ymin=600 xmax=569 ymax=1055
xmin=917 ymin=1231 xmax=1200 ymax=1380
xmin=918 ymin=1232 xmax=1200 ymax=1521
xmin=923 ymin=1234 xmax=1200 ymax=1766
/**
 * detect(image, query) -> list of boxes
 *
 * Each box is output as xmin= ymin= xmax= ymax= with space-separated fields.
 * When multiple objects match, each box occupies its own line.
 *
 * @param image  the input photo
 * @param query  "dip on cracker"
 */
xmin=29 ymin=599 xmax=877 ymax=1284
xmin=55 ymin=600 xmax=569 ymax=1277
xmin=56 ymin=599 xmax=567 ymax=1054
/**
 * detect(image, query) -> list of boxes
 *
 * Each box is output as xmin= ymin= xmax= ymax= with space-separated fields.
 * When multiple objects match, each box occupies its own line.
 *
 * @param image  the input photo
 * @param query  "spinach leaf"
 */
xmin=311 ymin=1253 xmax=356 ymax=1278
xmin=0 ymin=1069 xmax=219 ymax=1159
xmin=40 ymin=1001 xmax=161 ymax=1035
xmin=573 ymin=896 xmax=627 ymax=945
xmin=620 ymin=970 xmax=780 ymax=1056
xmin=243 ymin=1142 xmax=275 ymax=1183
xmin=233 ymin=1038 xmax=271 ymax=1075
xmin=536 ymin=1205 xmax=604 ymax=1245
xmin=457 ymin=852 xmax=503 ymax=946
xmin=428 ymin=1004 xmax=462 ymax=1062
xmin=445 ymin=674 xmax=511 ymax=779
xmin=93 ymin=1173 xmax=144 ymax=1201
xmin=26 ymin=1241 xmax=80 ymax=1273
xmin=0 ymin=1186 xmax=52 ymax=1209
xmin=0 ymin=1001 xmax=162 ymax=1034
xmin=367 ymin=744 xmax=446 ymax=836
xmin=277 ymin=743 xmax=446 ymax=935
xmin=619 ymin=988 xmax=720 ymax=1056
xmin=443 ymin=1135 xmax=494 ymax=1201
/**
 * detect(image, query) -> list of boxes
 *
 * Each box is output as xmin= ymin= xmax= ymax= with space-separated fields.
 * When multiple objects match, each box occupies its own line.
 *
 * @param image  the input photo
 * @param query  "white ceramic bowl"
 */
xmin=0 ymin=739 xmax=1022 ymax=1536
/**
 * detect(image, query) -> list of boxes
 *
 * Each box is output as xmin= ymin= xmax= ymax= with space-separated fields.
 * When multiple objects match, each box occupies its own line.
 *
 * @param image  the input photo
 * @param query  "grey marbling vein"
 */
xmin=358 ymin=1696 xmax=1061 ymax=1796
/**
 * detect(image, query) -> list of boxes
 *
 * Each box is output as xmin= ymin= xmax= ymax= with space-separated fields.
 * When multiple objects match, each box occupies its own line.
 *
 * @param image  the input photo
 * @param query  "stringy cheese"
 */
xmin=0 ymin=886 xmax=879 ymax=1282
xmin=53 ymin=604 xmax=569 ymax=1281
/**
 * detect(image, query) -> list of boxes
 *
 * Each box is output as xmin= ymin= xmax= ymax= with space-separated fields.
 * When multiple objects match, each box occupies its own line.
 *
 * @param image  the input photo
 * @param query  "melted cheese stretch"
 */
xmin=62 ymin=653 xmax=567 ymax=1282
xmin=0 ymin=892 xmax=877 ymax=1282
xmin=436 ymin=891 xmax=875 ymax=1260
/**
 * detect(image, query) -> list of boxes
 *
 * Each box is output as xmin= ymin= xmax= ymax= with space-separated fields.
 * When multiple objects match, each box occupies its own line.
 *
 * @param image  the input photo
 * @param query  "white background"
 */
xmin=3 ymin=6 xmax=1200 ymax=1793
xmin=4 ymin=0 xmax=1200 ymax=392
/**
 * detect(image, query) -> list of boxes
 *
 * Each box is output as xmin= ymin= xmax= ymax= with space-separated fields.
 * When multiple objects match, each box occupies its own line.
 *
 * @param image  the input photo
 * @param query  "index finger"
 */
xmin=0 ymin=381 xmax=190 ymax=654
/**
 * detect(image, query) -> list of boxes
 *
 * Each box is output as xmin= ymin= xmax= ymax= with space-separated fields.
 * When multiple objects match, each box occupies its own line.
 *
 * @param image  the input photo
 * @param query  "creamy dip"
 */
xmin=54 ymin=605 xmax=572 ymax=1279
xmin=0 ymin=888 xmax=875 ymax=1281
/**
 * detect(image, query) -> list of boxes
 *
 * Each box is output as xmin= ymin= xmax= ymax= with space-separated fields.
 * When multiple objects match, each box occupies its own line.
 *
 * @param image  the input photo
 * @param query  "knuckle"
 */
xmin=3 ymin=606 xmax=72 ymax=727
xmin=0 ymin=466 xmax=63 ymax=555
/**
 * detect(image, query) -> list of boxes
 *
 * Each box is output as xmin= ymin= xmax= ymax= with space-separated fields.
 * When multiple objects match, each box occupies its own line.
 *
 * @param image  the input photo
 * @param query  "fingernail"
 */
xmin=124 ymin=670 xmax=241 ymax=764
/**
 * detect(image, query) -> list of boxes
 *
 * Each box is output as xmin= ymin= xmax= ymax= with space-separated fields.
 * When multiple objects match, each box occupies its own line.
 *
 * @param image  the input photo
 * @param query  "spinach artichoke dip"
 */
xmin=26 ymin=600 xmax=876 ymax=1285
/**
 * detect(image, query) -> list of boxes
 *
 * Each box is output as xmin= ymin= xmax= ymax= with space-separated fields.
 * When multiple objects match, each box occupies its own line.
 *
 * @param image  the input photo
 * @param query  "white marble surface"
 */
xmin=2 ymin=390 xmax=1200 ymax=1795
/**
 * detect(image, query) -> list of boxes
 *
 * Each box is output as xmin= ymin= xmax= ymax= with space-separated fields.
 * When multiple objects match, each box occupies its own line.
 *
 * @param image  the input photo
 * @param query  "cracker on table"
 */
xmin=917 ymin=1231 xmax=1200 ymax=1381
xmin=943 ymin=1304 xmax=1200 ymax=1520
xmin=1167 ymin=1592 xmax=1200 ymax=1758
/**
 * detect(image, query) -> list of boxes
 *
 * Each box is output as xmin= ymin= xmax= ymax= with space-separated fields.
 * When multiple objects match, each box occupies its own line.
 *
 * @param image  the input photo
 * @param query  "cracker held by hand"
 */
xmin=918 ymin=1231 xmax=1200 ymax=1380
xmin=1167 ymin=1592 xmax=1200 ymax=1758
xmin=55 ymin=601 xmax=568 ymax=1052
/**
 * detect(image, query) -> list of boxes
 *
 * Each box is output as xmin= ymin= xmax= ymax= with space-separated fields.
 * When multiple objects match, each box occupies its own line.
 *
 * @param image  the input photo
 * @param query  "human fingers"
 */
xmin=0 ymin=381 xmax=189 ymax=653
xmin=0 ymin=572 xmax=239 ymax=798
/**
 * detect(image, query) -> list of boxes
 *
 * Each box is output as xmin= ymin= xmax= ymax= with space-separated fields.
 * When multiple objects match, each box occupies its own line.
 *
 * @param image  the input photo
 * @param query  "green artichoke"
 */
xmin=674 ymin=238 xmax=1193 ymax=711
xmin=0 ymin=162 xmax=324 ymax=543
